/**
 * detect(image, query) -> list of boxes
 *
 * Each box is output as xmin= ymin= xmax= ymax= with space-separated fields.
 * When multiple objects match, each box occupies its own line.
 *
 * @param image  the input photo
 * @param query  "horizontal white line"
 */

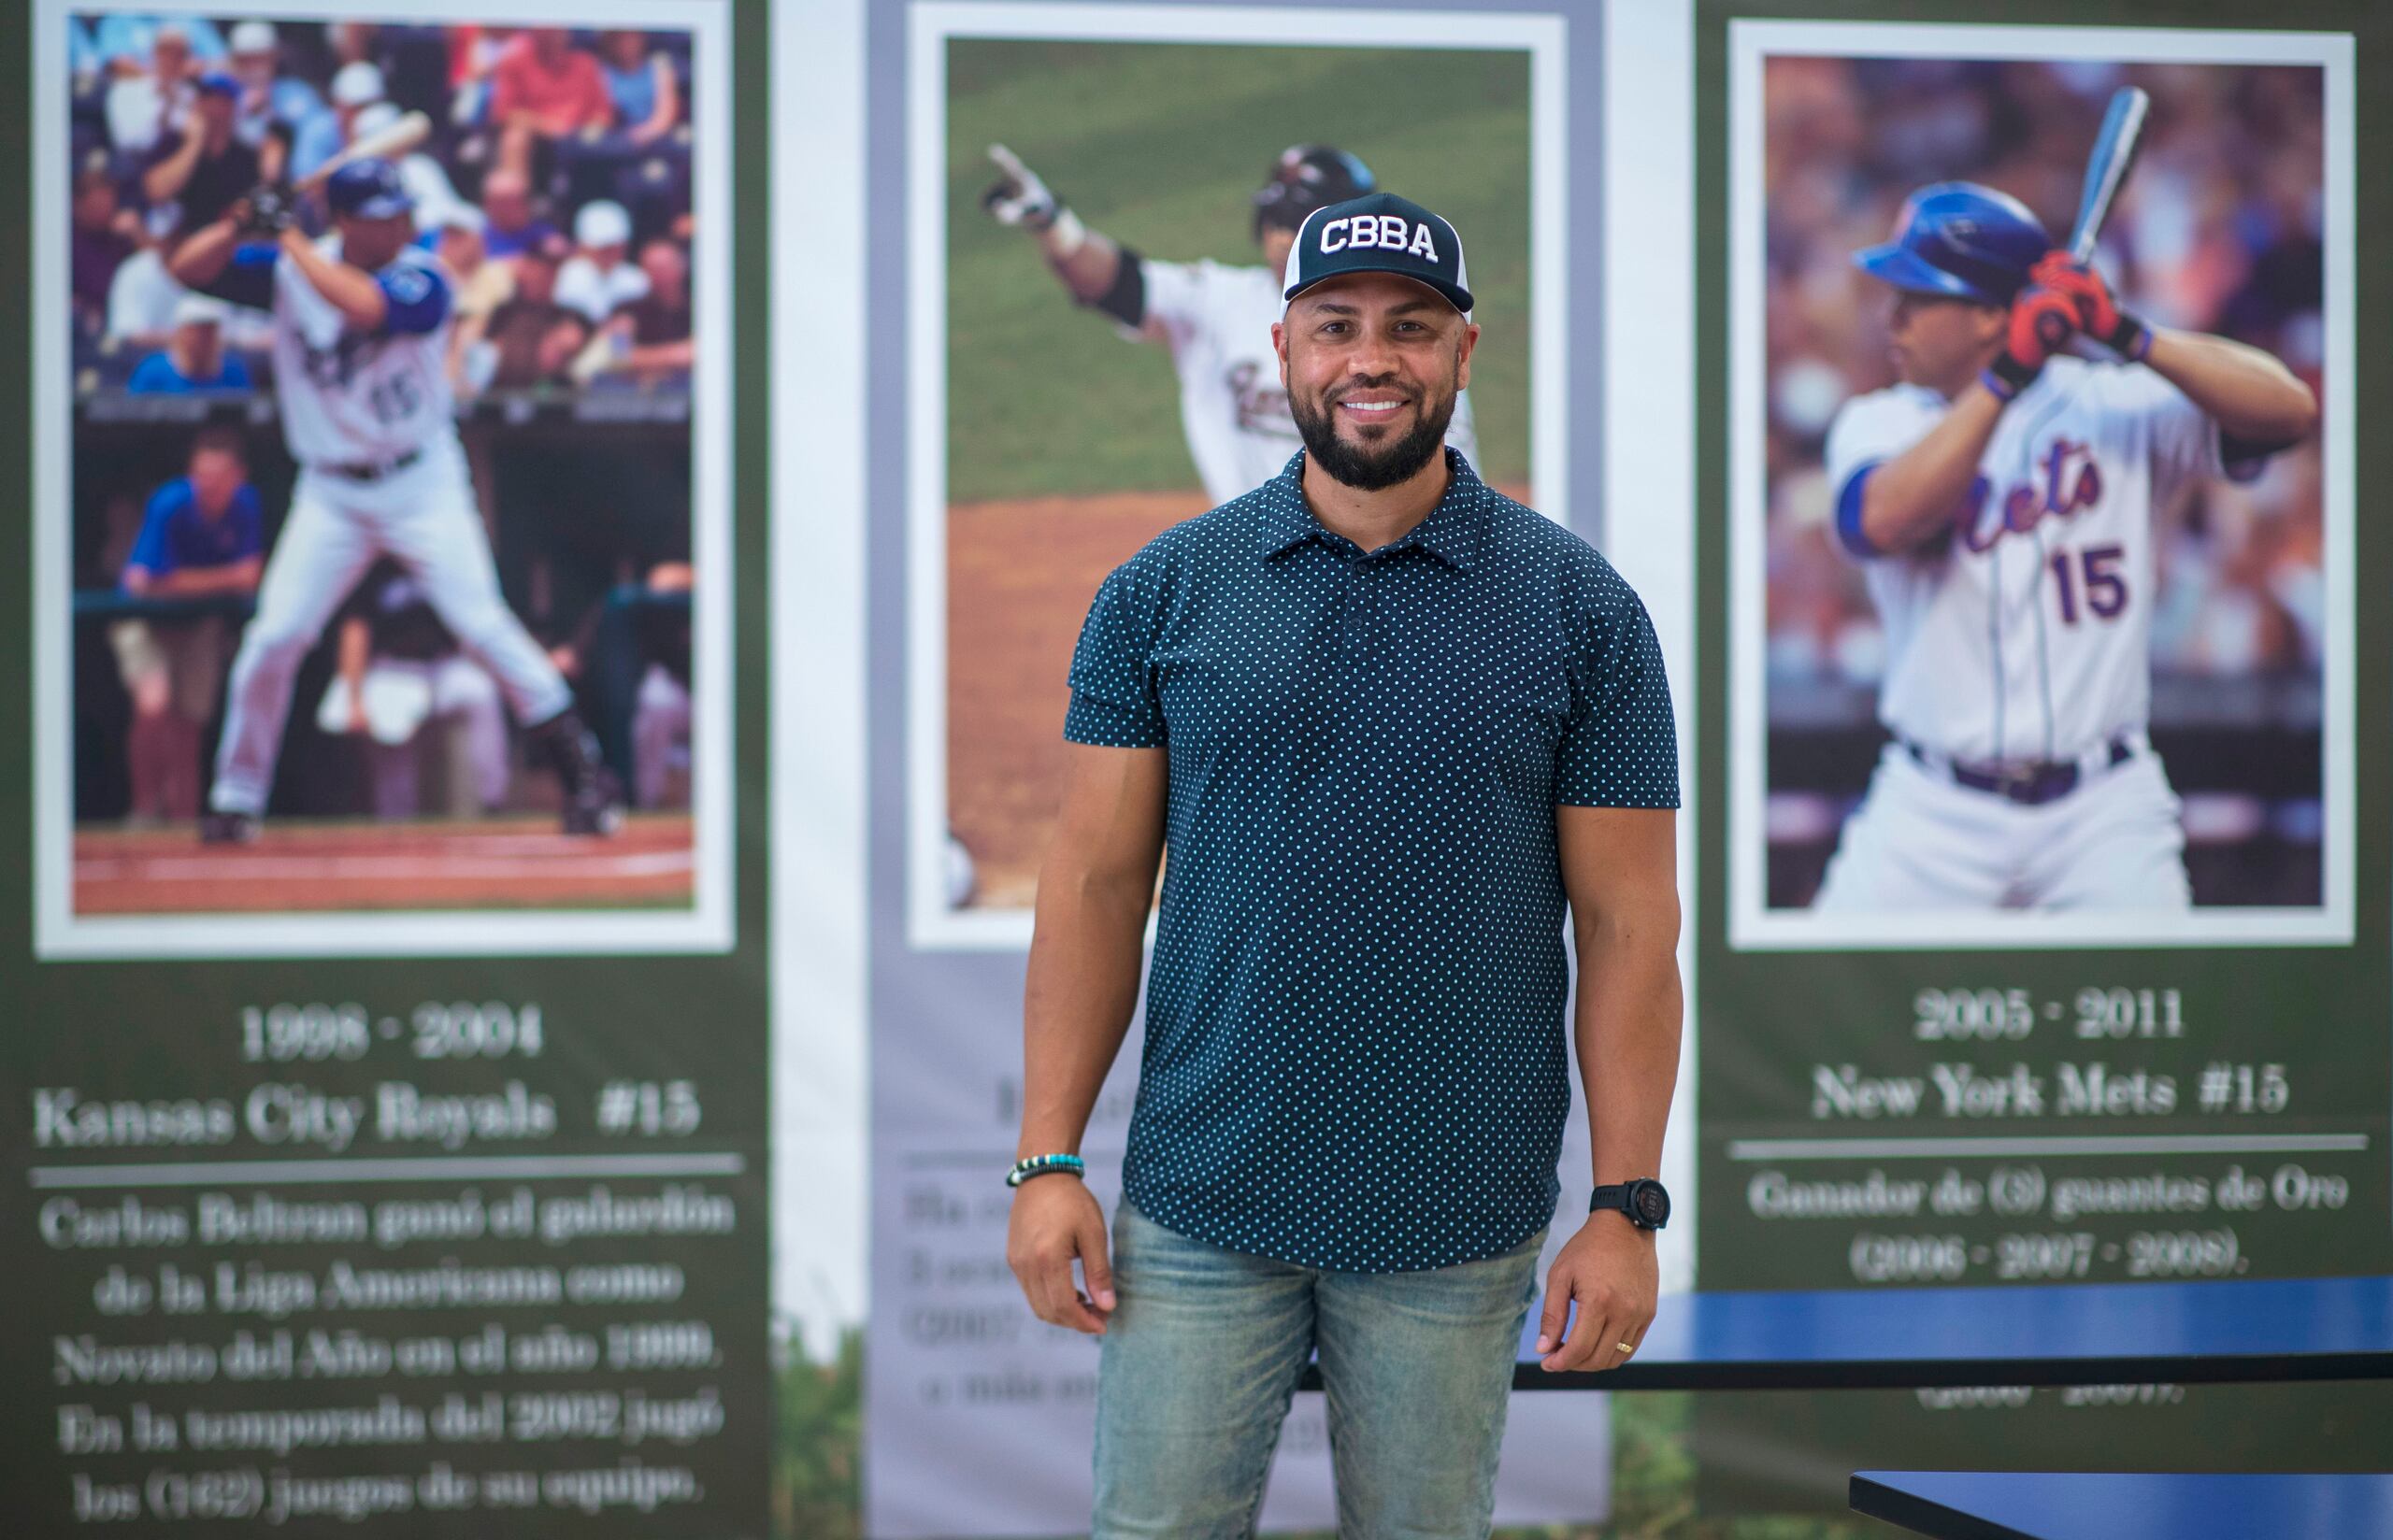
xmin=78 ymin=852 xmax=695 ymax=882
xmin=29 ymin=1153 xmax=746 ymax=1189
xmin=1727 ymin=1134 xmax=2371 ymax=1162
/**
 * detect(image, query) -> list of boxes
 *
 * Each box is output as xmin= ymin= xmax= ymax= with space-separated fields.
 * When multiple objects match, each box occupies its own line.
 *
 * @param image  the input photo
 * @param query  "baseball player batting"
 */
xmin=1813 ymin=181 xmax=2318 ymax=911
xmin=982 ymin=143 xmax=1477 ymax=506
xmin=168 ymin=159 xmax=623 ymax=842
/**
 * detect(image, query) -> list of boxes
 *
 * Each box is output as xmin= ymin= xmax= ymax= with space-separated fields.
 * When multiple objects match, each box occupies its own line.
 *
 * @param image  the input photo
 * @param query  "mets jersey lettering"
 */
xmin=1824 ymin=357 xmax=2223 ymax=764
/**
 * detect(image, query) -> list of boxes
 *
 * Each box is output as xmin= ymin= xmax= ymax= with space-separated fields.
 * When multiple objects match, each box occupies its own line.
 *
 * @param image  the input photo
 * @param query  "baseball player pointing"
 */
xmin=169 ymin=158 xmax=623 ymax=841
xmin=1815 ymin=182 xmax=2317 ymax=911
xmin=982 ymin=143 xmax=1477 ymax=506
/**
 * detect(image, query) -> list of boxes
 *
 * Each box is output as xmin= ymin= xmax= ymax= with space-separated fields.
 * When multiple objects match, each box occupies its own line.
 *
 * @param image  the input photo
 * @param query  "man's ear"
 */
xmin=1456 ymin=321 xmax=1481 ymax=392
xmin=1271 ymin=320 xmax=1289 ymax=386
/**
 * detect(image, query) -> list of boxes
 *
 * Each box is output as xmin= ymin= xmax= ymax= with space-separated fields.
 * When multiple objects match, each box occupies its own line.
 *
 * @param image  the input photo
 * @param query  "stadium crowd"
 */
xmin=68 ymin=15 xmax=695 ymax=396
xmin=1761 ymin=58 xmax=2328 ymax=687
xmin=68 ymin=17 xmax=697 ymax=826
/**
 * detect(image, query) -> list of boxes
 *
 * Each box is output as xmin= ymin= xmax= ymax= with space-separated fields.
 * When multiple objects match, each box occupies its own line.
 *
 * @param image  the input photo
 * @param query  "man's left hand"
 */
xmin=1534 ymin=1211 xmax=1656 ymax=1373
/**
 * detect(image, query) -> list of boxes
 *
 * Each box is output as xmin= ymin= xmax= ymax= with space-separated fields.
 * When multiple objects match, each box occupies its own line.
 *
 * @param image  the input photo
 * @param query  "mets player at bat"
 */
xmin=167 ymin=158 xmax=625 ymax=842
xmin=982 ymin=143 xmax=1477 ymax=506
xmin=1814 ymin=182 xmax=2317 ymax=912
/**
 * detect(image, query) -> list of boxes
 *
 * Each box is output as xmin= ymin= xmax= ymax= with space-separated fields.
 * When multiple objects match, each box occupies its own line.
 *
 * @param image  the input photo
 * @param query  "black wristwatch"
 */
xmin=1590 ymin=1178 xmax=1671 ymax=1230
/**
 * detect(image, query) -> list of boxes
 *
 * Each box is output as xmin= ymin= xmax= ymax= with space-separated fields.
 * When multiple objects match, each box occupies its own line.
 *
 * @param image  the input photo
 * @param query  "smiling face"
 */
xmin=1273 ymin=270 xmax=1477 ymax=492
xmin=1885 ymin=288 xmax=2007 ymax=397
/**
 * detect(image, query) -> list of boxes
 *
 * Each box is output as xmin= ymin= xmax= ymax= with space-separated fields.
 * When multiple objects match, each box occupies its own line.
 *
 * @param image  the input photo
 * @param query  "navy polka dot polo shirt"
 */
xmin=1064 ymin=449 xmax=1679 ymax=1273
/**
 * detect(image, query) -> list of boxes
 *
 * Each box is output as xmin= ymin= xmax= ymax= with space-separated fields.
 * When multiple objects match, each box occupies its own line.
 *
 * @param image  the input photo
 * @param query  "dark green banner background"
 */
xmin=1691 ymin=0 xmax=2391 ymax=1511
xmin=0 ymin=4 xmax=776 ymax=1534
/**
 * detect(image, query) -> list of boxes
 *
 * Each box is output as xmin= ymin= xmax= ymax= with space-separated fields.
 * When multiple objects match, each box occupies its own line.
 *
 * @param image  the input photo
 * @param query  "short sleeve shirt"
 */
xmin=1065 ymin=449 xmax=1678 ymax=1272
xmin=123 ymin=478 xmax=264 ymax=582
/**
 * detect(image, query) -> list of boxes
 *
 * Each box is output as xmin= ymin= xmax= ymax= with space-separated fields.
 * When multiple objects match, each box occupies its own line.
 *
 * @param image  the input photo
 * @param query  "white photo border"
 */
xmin=33 ymin=0 xmax=736 ymax=959
xmin=906 ymin=1 xmax=1570 ymax=951
xmin=1727 ymin=19 xmax=2357 ymax=952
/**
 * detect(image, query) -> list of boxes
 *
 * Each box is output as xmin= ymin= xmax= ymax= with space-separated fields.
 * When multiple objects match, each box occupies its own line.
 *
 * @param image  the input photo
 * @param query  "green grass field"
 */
xmin=945 ymin=39 xmax=1533 ymax=503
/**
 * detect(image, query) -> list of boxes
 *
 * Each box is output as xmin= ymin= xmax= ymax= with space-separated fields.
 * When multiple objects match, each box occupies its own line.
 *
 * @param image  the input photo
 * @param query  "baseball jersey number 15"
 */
xmin=367 ymin=372 xmax=423 ymax=428
xmin=2049 ymin=543 xmax=2128 ymax=625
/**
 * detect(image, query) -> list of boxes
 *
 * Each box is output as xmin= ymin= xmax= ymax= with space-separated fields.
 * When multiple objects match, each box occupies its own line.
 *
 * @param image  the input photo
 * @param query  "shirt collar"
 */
xmin=1253 ymin=448 xmax=1486 ymax=571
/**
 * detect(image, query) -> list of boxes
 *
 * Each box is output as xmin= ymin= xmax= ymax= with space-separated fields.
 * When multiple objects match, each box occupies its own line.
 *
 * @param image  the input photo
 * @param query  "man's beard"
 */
xmin=1290 ymin=380 xmax=1456 ymax=492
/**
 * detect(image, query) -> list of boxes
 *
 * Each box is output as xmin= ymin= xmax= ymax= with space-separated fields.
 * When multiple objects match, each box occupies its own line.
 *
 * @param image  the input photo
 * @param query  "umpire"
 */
xmin=1006 ymin=192 xmax=1684 ymax=1536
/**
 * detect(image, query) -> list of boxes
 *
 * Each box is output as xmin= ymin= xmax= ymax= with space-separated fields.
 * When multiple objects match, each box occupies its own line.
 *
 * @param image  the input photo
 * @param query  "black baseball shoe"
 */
xmin=199 ymin=810 xmax=261 ymax=845
xmin=530 ymin=708 xmax=626 ymax=837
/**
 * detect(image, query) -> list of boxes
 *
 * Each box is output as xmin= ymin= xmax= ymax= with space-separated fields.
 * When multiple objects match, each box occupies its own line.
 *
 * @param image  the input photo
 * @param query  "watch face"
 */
xmin=1632 ymin=1182 xmax=1670 ymax=1227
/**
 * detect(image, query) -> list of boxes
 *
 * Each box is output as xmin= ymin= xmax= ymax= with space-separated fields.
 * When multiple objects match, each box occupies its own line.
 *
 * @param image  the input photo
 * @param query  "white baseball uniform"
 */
xmin=204 ymin=235 xmax=572 ymax=818
xmin=1811 ymin=356 xmax=2228 ymax=911
xmin=1136 ymin=257 xmax=1479 ymax=506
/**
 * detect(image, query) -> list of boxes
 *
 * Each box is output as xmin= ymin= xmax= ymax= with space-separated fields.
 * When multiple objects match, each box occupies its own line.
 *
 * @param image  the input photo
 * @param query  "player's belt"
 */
xmin=317 ymin=448 xmax=423 ymax=483
xmin=1902 ymin=735 xmax=2136 ymax=806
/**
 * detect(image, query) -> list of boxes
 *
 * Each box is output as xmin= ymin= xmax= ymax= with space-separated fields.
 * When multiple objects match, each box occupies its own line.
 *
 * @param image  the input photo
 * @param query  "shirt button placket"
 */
xmin=1341 ymin=557 xmax=1373 ymax=663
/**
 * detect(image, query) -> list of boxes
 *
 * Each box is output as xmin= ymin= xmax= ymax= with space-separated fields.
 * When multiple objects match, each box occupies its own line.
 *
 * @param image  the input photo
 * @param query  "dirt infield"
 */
xmin=946 ymin=482 xmax=1530 ymax=911
xmin=73 ymin=813 xmax=695 ymax=914
xmin=947 ymin=491 xmax=1207 ymax=909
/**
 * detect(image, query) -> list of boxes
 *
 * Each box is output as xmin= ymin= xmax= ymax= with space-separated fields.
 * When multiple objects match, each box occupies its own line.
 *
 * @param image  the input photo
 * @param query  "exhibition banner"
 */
xmin=1692 ymin=3 xmax=2391 ymax=1506
xmin=4 ymin=3 xmax=776 ymax=1533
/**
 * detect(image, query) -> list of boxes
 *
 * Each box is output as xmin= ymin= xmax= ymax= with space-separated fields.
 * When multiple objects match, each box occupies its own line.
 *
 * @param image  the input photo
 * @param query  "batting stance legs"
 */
xmin=208 ymin=447 xmax=615 ymax=834
xmin=1814 ymin=742 xmax=2192 ymax=911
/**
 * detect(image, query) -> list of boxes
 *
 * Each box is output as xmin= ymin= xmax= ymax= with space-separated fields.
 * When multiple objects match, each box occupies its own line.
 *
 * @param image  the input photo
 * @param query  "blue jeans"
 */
xmin=1093 ymin=1200 xmax=1545 ymax=1539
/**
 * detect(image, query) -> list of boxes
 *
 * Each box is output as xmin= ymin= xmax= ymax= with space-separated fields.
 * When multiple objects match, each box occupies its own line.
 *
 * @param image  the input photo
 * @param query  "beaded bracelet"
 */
xmin=1006 ymin=1153 xmax=1086 ymax=1189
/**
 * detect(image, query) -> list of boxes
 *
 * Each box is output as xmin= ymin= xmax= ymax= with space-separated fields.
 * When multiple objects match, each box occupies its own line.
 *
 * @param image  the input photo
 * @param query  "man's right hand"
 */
xmin=1005 ymin=1175 xmax=1115 ymax=1334
xmin=982 ymin=144 xmax=1060 ymax=232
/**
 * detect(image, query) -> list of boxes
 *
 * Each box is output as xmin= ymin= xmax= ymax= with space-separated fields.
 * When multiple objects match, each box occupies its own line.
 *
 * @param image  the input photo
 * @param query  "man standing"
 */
xmin=111 ymin=427 xmax=265 ymax=822
xmin=168 ymin=158 xmax=622 ymax=840
xmin=1007 ymin=193 xmax=1683 ymax=1533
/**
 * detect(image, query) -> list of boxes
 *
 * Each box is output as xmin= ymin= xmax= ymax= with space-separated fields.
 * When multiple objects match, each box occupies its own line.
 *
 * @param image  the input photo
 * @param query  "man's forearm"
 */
xmin=1016 ymin=867 xmax=1149 ymax=1159
xmin=281 ymin=228 xmax=387 ymax=330
xmin=168 ymin=216 xmax=241 ymax=288
xmin=1571 ymin=914 xmax=1684 ymax=1185
xmin=143 ymin=127 xmax=202 ymax=204
xmin=1859 ymin=386 xmax=2005 ymax=553
xmin=2142 ymin=329 xmax=2318 ymax=447
xmin=1039 ymin=222 xmax=1125 ymax=308
xmin=148 ymin=561 xmax=260 ymax=597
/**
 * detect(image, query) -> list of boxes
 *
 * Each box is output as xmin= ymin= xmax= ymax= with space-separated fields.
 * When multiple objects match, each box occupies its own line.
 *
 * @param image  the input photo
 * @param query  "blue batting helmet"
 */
xmin=1853 ymin=182 xmax=2052 ymax=306
xmin=325 ymin=157 xmax=412 ymax=220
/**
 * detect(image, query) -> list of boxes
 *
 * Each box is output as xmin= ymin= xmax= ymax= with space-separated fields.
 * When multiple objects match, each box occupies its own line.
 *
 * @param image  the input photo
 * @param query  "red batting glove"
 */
xmin=2030 ymin=251 xmax=2150 ymax=359
xmin=1985 ymin=286 xmax=2078 ymax=400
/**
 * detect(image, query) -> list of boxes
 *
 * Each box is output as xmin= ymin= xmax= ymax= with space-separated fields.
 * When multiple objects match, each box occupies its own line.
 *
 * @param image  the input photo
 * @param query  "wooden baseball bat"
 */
xmin=2069 ymin=87 xmax=2150 ymax=262
xmin=294 ymin=109 xmax=433 ymax=195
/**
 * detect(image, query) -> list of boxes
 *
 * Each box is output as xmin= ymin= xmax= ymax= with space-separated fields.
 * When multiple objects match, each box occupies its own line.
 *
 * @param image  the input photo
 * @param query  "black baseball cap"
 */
xmin=1280 ymin=192 xmax=1473 ymax=317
